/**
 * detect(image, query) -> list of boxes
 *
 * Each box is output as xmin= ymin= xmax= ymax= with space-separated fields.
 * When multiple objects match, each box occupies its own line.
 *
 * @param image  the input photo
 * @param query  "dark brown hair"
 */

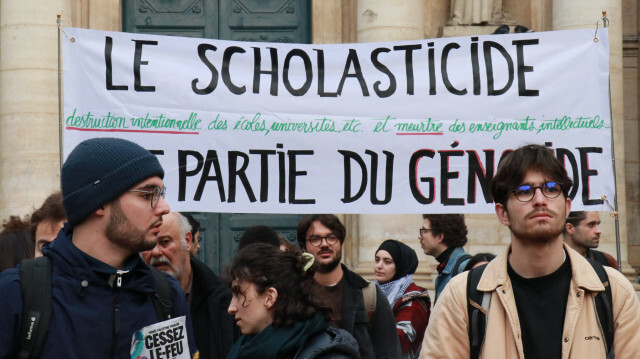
xmin=227 ymin=243 xmax=330 ymax=327
xmin=564 ymin=211 xmax=588 ymax=234
xmin=463 ymin=252 xmax=496 ymax=271
xmin=491 ymin=145 xmax=572 ymax=207
xmin=1 ymin=216 xmax=34 ymax=272
xmin=422 ymin=214 xmax=468 ymax=248
xmin=296 ymin=214 xmax=345 ymax=250
xmin=30 ymin=191 xmax=65 ymax=240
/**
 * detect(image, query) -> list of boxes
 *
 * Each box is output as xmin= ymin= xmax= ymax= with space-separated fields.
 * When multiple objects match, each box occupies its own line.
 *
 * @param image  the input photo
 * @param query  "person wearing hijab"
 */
xmin=373 ymin=239 xmax=431 ymax=359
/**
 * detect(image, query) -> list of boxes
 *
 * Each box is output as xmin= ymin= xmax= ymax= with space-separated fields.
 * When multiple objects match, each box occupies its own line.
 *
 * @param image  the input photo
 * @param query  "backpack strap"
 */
xmin=452 ymin=253 xmax=472 ymax=277
xmin=149 ymin=267 xmax=174 ymax=321
xmin=590 ymin=250 xmax=610 ymax=267
xmin=362 ymin=281 xmax=377 ymax=323
xmin=587 ymin=259 xmax=615 ymax=359
xmin=467 ymin=264 xmax=490 ymax=359
xmin=18 ymin=256 xmax=53 ymax=359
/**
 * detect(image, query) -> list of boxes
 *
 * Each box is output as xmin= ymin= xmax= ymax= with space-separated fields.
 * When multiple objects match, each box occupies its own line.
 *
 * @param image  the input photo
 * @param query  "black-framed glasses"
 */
xmin=419 ymin=228 xmax=432 ymax=237
xmin=307 ymin=234 xmax=339 ymax=247
xmin=129 ymin=186 xmax=166 ymax=208
xmin=512 ymin=181 xmax=563 ymax=202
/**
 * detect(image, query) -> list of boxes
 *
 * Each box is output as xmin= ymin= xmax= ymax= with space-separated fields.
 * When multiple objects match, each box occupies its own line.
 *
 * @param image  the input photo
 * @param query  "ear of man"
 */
xmin=565 ymin=223 xmax=575 ymax=235
xmin=184 ymin=231 xmax=193 ymax=251
xmin=494 ymin=203 xmax=510 ymax=227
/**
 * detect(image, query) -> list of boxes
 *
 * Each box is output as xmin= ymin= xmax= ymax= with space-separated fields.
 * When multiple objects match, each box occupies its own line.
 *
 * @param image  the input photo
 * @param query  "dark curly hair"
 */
xmin=422 ymin=214 xmax=468 ymax=248
xmin=226 ymin=243 xmax=330 ymax=327
xmin=297 ymin=214 xmax=345 ymax=250
xmin=30 ymin=191 xmax=65 ymax=240
xmin=491 ymin=144 xmax=572 ymax=208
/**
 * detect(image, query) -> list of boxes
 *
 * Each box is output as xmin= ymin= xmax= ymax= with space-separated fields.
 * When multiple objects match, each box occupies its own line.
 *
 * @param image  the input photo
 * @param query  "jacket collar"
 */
xmin=477 ymin=243 xmax=605 ymax=292
xmin=341 ymin=263 xmax=369 ymax=289
xmin=44 ymin=223 xmax=156 ymax=293
xmin=442 ymin=247 xmax=468 ymax=274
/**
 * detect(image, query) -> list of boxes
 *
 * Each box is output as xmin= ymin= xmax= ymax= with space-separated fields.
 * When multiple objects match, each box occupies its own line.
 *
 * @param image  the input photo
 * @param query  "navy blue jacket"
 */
xmin=0 ymin=224 xmax=198 ymax=359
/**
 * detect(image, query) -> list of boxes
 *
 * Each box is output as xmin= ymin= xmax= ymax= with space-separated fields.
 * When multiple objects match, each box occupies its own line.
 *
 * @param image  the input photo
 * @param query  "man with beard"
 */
xmin=421 ymin=144 xmax=640 ymax=359
xmin=564 ymin=211 xmax=618 ymax=268
xmin=0 ymin=138 xmax=198 ymax=359
xmin=143 ymin=212 xmax=239 ymax=359
xmin=297 ymin=214 xmax=401 ymax=359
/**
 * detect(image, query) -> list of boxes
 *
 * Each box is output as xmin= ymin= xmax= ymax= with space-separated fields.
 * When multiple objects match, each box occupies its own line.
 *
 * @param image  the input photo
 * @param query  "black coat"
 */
xmin=339 ymin=264 xmax=401 ymax=359
xmin=190 ymin=257 xmax=240 ymax=359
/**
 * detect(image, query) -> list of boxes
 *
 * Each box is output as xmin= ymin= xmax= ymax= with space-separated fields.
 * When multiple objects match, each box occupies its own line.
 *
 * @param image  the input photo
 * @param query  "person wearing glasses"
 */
xmin=297 ymin=214 xmax=401 ymax=359
xmin=422 ymin=144 xmax=640 ymax=358
xmin=0 ymin=137 xmax=198 ymax=359
xmin=419 ymin=214 xmax=470 ymax=300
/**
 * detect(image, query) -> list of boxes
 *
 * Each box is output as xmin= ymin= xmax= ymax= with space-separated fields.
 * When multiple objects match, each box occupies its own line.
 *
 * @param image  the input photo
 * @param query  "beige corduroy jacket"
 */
xmin=421 ymin=244 xmax=640 ymax=359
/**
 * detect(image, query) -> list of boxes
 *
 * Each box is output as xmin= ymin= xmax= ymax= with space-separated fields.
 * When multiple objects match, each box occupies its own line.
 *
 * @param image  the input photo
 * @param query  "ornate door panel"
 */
xmin=123 ymin=0 xmax=311 ymax=273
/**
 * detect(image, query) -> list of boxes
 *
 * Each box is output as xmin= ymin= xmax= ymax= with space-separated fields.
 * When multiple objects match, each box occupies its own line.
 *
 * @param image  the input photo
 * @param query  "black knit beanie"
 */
xmin=376 ymin=239 xmax=419 ymax=281
xmin=61 ymin=137 xmax=164 ymax=227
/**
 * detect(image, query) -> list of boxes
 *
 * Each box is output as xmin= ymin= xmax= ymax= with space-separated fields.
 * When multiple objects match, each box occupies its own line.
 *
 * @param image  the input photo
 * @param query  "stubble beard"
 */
xmin=508 ymin=210 xmax=566 ymax=244
xmin=105 ymin=200 xmax=157 ymax=253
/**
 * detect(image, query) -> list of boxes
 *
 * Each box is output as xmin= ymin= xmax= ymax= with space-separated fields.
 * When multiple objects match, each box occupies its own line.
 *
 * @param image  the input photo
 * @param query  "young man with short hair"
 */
xmin=564 ymin=211 xmax=618 ymax=268
xmin=298 ymin=214 xmax=401 ymax=359
xmin=420 ymin=214 xmax=470 ymax=299
xmin=0 ymin=137 xmax=198 ymax=358
xmin=422 ymin=144 xmax=640 ymax=358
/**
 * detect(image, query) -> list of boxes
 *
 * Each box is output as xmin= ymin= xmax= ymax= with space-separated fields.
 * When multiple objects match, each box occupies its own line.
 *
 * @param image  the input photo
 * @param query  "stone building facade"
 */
xmin=1 ymin=0 xmax=638 ymax=288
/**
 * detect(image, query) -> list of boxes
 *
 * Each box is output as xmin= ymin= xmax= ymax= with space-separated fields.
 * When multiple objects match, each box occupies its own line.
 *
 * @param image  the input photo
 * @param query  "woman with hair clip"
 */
xmin=226 ymin=243 xmax=360 ymax=359
xmin=373 ymin=239 xmax=431 ymax=359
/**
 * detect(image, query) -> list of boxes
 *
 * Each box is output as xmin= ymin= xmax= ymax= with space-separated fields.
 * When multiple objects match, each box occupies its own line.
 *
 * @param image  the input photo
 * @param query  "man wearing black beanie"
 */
xmin=0 ymin=137 xmax=199 ymax=359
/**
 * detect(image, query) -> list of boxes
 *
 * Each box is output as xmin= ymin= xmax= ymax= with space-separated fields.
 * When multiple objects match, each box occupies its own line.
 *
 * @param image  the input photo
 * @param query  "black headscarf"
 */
xmin=376 ymin=239 xmax=419 ymax=281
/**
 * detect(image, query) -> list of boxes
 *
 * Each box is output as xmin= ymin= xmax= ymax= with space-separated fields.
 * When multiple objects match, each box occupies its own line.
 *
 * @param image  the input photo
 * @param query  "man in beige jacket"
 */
xmin=422 ymin=144 xmax=640 ymax=359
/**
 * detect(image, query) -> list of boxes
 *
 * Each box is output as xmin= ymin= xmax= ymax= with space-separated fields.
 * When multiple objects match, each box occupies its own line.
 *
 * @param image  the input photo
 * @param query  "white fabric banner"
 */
xmin=62 ymin=27 xmax=612 ymax=214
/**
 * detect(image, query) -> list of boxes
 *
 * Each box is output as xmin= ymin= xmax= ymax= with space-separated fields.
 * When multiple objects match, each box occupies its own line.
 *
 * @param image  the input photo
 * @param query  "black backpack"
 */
xmin=467 ymin=259 xmax=614 ymax=359
xmin=17 ymin=256 xmax=174 ymax=359
xmin=451 ymin=253 xmax=472 ymax=277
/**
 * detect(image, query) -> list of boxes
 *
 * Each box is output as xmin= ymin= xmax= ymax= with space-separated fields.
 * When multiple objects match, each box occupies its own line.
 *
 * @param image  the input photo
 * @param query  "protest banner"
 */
xmin=62 ymin=27 xmax=612 ymax=214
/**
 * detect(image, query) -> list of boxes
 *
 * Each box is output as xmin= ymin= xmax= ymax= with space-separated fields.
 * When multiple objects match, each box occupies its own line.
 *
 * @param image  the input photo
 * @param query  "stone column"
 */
xmin=0 ymin=0 xmax=73 ymax=218
xmin=553 ymin=0 xmax=635 ymax=277
xmin=357 ymin=0 xmax=424 ymax=42
xmin=350 ymin=1 xmax=435 ymax=288
xmin=312 ymin=0 xmax=356 ymax=44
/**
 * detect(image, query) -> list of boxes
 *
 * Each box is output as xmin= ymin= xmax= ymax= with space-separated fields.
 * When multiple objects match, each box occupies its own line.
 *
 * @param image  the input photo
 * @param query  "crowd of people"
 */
xmin=1 ymin=139 xmax=639 ymax=359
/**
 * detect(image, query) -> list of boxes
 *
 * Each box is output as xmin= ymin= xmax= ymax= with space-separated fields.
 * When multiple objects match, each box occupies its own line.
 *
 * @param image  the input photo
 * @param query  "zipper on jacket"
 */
xmin=115 ymin=269 xmax=129 ymax=288
xmin=111 ymin=289 xmax=121 ymax=358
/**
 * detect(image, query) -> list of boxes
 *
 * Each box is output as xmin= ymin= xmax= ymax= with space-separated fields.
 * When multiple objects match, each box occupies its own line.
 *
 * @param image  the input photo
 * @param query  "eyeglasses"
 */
xmin=419 ymin=228 xmax=432 ymax=237
xmin=129 ymin=186 xmax=166 ymax=208
xmin=512 ymin=181 xmax=563 ymax=202
xmin=307 ymin=234 xmax=339 ymax=247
